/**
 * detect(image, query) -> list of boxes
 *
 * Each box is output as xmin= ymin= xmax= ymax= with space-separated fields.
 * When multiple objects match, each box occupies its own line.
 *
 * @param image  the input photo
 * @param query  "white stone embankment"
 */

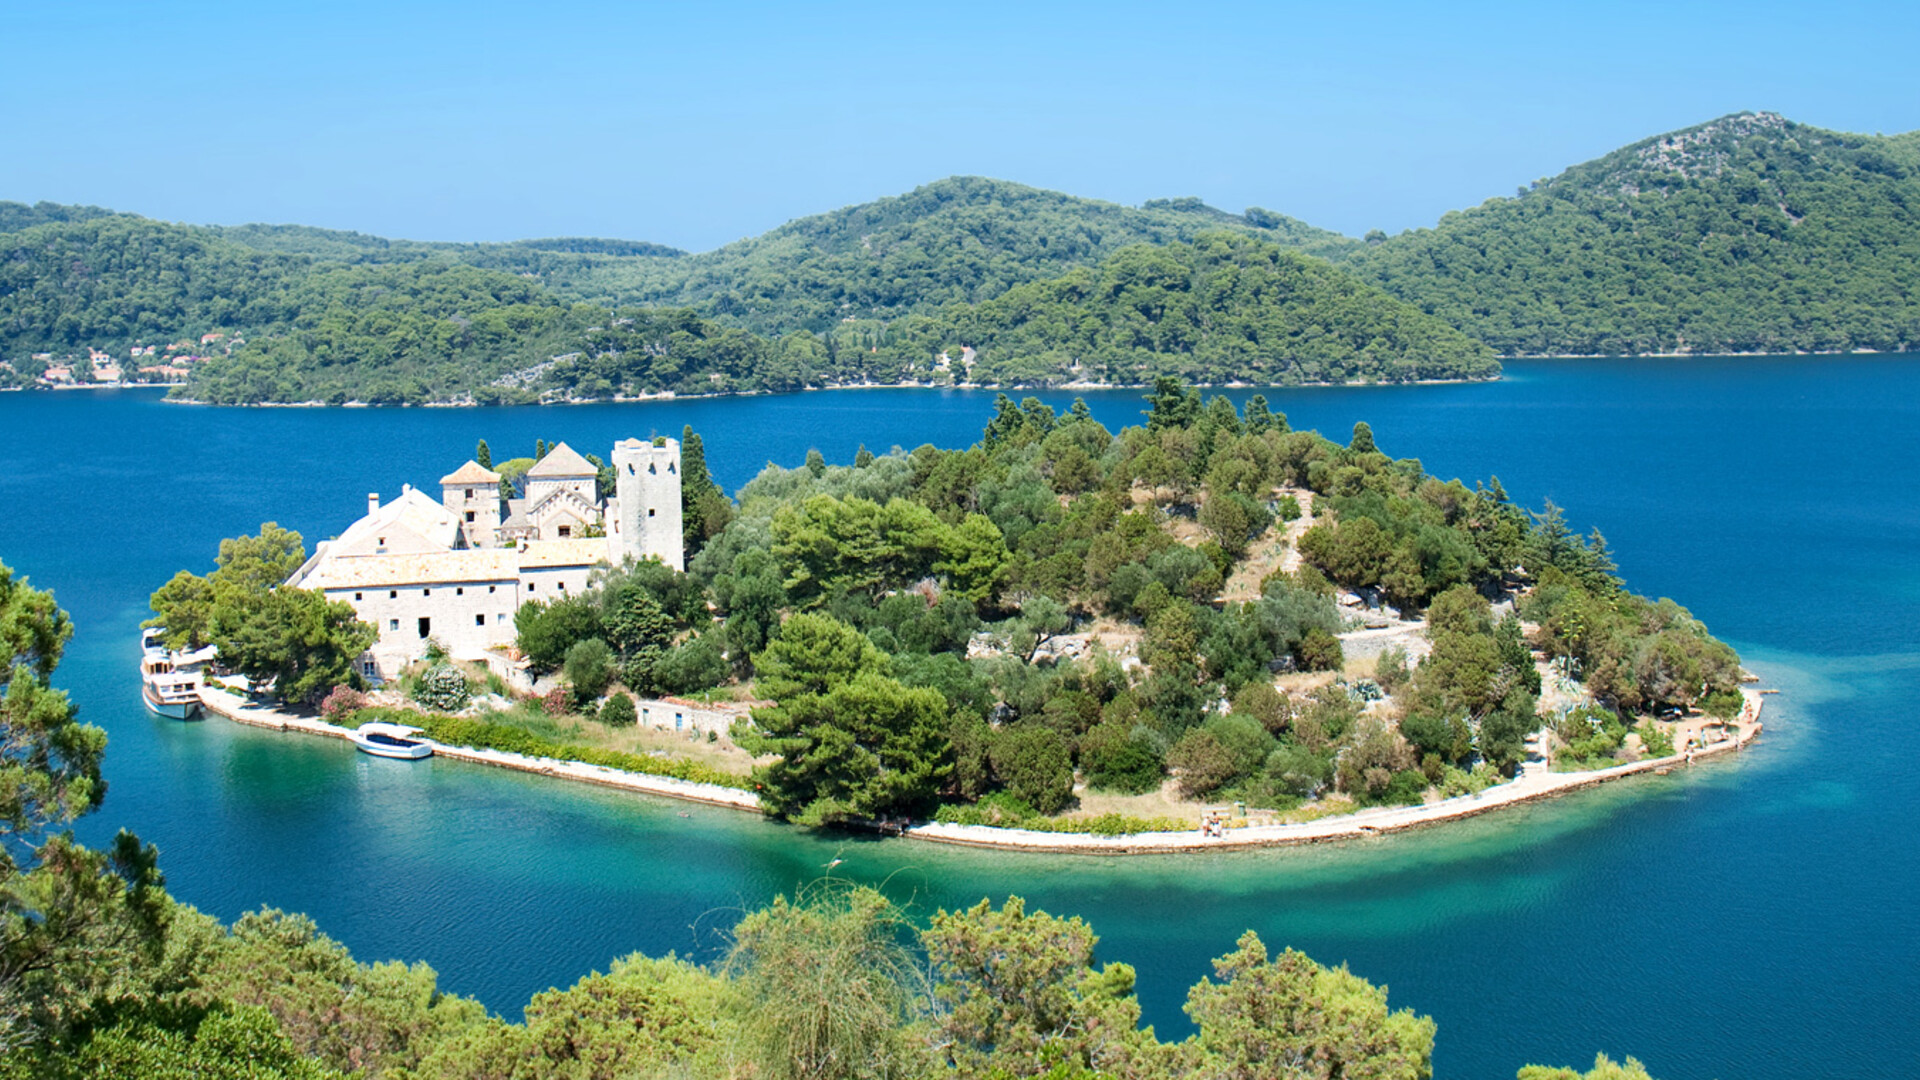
xmin=194 ymin=687 xmax=759 ymax=811
xmin=196 ymin=686 xmax=1761 ymax=854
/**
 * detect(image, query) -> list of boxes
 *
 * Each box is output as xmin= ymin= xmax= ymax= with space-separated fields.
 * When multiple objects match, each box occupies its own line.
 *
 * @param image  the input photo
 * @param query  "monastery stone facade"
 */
xmin=286 ymin=439 xmax=684 ymax=680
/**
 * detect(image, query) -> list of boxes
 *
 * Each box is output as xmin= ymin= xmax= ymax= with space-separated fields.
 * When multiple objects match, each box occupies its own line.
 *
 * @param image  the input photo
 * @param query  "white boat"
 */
xmin=351 ymin=721 xmax=433 ymax=760
xmin=140 ymin=627 xmax=213 ymax=720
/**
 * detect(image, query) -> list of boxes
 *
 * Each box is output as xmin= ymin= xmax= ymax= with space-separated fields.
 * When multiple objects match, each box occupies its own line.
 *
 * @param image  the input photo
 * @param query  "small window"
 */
xmin=557 ymin=525 xmax=571 ymax=538
xmin=354 ymin=592 xmax=363 ymax=601
xmin=423 ymin=588 xmax=431 ymax=597
xmin=528 ymin=582 xmax=535 ymax=591
xmin=648 ymin=463 xmax=656 ymax=474
xmin=488 ymin=585 xmax=496 ymax=593
xmin=668 ymin=462 xmax=676 ymax=473
xmin=389 ymin=590 xmax=398 ymax=599
xmin=417 ymin=617 xmax=431 ymax=638
xmin=466 ymin=510 xmax=475 ymax=522
xmin=378 ymin=536 xmax=385 ymax=545
xmin=475 ymin=614 xmax=485 ymax=626
xmin=456 ymin=587 xmax=464 ymax=595
xmin=648 ymin=507 xmax=656 ymax=517
xmin=389 ymin=619 xmax=399 ymax=631
xmin=465 ymin=488 xmax=474 ymax=499
xmin=558 ymin=581 xmax=566 ymax=591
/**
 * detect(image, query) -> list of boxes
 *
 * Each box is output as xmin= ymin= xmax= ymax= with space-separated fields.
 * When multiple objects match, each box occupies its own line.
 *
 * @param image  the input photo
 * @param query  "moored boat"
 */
xmin=140 ymin=627 xmax=211 ymax=720
xmin=351 ymin=721 xmax=433 ymax=760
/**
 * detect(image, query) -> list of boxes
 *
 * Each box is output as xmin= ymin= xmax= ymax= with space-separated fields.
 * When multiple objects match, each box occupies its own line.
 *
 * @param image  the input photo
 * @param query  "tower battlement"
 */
xmin=610 ymin=437 xmax=684 ymax=571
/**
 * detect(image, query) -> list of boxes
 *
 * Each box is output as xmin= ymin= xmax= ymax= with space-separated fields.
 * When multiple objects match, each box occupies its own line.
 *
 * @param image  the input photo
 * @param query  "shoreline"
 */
xmin=154 ymin=373 xmax=1499 ymax=409
xmin=194 ymin=686 xmax=1763 ymax=855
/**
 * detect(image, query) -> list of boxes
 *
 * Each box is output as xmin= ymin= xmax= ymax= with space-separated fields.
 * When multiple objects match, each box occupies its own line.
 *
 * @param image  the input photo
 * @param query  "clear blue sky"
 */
xmin=6 ymin=0 xmax=1917 ymax=251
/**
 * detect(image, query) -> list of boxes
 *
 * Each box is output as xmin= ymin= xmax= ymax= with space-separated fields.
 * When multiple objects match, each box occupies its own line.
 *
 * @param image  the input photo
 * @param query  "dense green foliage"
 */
xmin=1 ymin=562 xmax=164 ymax=1052
xmin=500 ymin=385 xmax=1733 ymax=825
xmin=929 ymin=233 xmax=1497 ymax=385
xmin=32 ymin=563 xmax=1680 ymax=1079
xmin=0 ymin=179 xmax=1488 ymax=403
xmin=580 ymin=176 xmax=1357 ymax=334
xmin=145 ymin=524 xmax=376 ymax=706
xmin=1350 ymin=112 xmax=1920 ymax=354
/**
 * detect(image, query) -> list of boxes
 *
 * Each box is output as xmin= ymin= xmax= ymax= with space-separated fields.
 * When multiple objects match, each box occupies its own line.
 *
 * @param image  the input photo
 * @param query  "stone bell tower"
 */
xmin=610 ymin=437 xmax=684 ymax=571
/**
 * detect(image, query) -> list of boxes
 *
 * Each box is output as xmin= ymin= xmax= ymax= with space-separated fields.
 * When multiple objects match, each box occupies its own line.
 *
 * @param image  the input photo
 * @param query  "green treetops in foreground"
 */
xmin=1 ymin=560 xmax=164 ymax=1053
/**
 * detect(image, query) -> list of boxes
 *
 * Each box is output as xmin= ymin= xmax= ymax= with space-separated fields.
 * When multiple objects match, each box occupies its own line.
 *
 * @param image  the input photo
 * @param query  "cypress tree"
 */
xmin=475 ymin=439 xmax=492 ymax=469
xmin=854 ymin=444 xmax=874 ymax=468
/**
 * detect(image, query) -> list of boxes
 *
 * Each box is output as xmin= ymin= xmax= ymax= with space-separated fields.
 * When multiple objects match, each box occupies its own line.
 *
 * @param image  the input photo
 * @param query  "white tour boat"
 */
xmin=139 ymin=627 xmax=213 ymax=720
xmin=351 ymin=721 xmax=434 ymax=760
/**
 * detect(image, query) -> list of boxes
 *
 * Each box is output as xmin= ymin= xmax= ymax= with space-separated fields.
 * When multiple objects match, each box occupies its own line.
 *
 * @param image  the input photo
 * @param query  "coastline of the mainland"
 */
xmin=193 ymin=683 xmax=1764 ymax=855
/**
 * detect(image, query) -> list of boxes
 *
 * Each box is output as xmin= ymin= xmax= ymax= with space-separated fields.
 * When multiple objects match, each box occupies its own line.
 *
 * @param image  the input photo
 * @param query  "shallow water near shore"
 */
xmin=3 ymin=355 xmax=1918 ymax=1079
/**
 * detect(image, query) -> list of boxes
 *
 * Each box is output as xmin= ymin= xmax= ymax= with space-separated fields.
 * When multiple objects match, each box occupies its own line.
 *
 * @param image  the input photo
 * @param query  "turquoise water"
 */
xmin=2 ymin=357 xmax=1916 ymax=1078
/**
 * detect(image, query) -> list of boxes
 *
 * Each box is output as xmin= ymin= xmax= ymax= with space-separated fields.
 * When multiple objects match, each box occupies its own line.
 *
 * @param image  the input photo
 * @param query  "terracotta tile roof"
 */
xmin=525 ymin=442 xmax=597 ymax=478
xmin=440 ymin=460 xmax=501 ymax=485
xmin=305 ymin=550 xmax=520 ymax=589
xmin=518 ymin=538 xmax=611 ymax=568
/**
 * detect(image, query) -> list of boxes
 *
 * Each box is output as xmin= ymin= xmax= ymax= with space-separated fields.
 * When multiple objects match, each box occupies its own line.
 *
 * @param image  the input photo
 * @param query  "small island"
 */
xmin=153 ymin=381 xmax=1757 ymax=847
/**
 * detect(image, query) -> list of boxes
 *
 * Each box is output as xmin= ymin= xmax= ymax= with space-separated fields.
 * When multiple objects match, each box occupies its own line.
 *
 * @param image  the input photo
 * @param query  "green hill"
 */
xmin=1346 ymin=112 xmax=1920 ymax=354
xmin=578 ymin=176 xmax=1359 ymax=333
xmin=939 ymin=232 xmax=1496 ymax=385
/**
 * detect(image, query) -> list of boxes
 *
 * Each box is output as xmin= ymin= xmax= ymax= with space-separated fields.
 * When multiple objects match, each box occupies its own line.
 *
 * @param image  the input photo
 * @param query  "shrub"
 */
xmin=1635 ymin=720 xmax=1675 ymax=758
xmin=1082 ymin=735 xmax=1164 ymax=795
xmin=319 ymin=684 xmax=367 ymax=720
xmin=600 ymin=691 xmax=637 ymax=728
xmin=987 ymin=725 xmax=1074 ymax=815
xmin=1374 ymin=645 xmax=1411 ymax=694
xmin=1294 ymin=626 xmax=1344 ymax=672
xmin=564 ymin=638 xmax=614 ymax=702
xmin=1167 ymin=728 xmax=1241 ymax=799
xmin=654 ymin=634 xmax=728 ymax=696
xmin=540 ymin=686 xmax=570 ymax=716
xmin=412 ymin=664 xmax=471 ymax=712
xmin=1276 ymin=494 xmax=1302 ymax=523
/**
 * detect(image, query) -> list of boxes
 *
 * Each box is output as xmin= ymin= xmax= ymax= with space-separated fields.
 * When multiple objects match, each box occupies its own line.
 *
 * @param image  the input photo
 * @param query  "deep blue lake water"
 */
xmin=2 ymin=357 xmax=1916 ymax=1079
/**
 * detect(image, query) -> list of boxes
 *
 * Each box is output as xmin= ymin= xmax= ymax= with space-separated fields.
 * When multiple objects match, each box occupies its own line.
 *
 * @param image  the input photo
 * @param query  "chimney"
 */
xmin=368 ymin=492 xmax=380 ymax=516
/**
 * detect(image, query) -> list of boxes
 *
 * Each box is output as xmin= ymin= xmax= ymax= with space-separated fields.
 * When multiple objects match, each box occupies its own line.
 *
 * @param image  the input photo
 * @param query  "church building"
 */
xmin=285 ymin=438 xmax=684 ymax=680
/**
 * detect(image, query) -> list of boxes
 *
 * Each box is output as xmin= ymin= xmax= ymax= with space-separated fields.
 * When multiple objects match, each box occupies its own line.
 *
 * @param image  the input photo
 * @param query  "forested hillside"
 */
xmin=574 ymin=176 xmax=1358 ymax=333
xmin=523 ymin=233 xmax=1494 ymax=400
xmin=10 ymin=110 xmax=1920 ymax=398
xmin=1349 ymin=112 xmax=1920 ymax=354
xmin=945 ymin=233 xmax=1496 ymax=384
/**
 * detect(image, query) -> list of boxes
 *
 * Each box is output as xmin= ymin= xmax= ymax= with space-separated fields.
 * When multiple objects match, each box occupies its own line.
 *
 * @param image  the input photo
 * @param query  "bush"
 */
xmin=1636 ymin=720 xmax=1675 ymax=758
xmin=1294 ymin=626 xmax=1344 ymax=672
xmin=540 ymin=686 xmax=570 ymax=716
xmin=564 ymin=638 xmax=614 ymax=702
xmin=1374 ymin=645 xmax=1411 ymax=694
xmin=600 ymin=691 xmax=637 ymax=728
xmin=987 ymin=725 xmax=1075 ymax=815
xmin=1276 ymin=494 xmax=1302 ymax=523
xmin=1082 ymin=735 xmax=1165 ymax=794
xmin=654 ymin=634 xmax=728 ymax=696
xmin=1167 ymin=728 xmax=1241 ymax=799
xmin=412 ymin=664 xmax=471 ymax=712
xmin=319 ymin=684 xmax=367 ymax=720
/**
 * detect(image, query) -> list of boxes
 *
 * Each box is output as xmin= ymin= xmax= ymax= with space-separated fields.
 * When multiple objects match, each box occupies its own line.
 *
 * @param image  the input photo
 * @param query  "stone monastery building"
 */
xmin=286 ymin=438 xmax=683 ymax=680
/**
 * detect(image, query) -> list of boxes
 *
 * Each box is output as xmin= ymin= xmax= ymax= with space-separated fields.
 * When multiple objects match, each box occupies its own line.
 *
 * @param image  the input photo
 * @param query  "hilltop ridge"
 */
xmin=1344 ymin=112 xmax=1920 ymax=354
